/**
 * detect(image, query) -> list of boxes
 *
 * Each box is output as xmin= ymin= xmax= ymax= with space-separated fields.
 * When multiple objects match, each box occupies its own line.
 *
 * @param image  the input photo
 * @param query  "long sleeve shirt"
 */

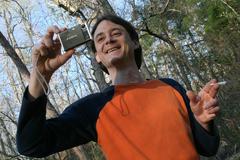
xmin=17 ymin=79 xmax=220 ymax=159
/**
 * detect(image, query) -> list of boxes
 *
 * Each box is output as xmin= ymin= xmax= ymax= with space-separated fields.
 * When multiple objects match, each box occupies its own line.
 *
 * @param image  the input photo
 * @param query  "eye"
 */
xmin=112 ymin=30 xmax=122 ymax=37
xmin=96 ymin=36 xmax=105 ymax=43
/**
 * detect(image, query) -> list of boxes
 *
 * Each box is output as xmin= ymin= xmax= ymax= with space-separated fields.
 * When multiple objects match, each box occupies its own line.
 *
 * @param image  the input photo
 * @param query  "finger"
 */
xmin=204 ymin=98 xmax=218 ymax=109
xmin=54 ymin=38 xmax=61 ymax=48
xmin=39 ymin=43 xmax=48 ymax=56
xmin=209 ymin=83 xmax=219 ymax=98
xmin=58 ymin=49 xmax=75 ymax=65
xmin=45 ymin=58 xmax=55 ymax=72
xmin=201 ymin=79 xmax=217 ymax=94
xmin=60 ymin=27 xmax=67 ymax=32
xmin=45 ymin=49 xmax=75 ymax=71
xmin=208 ymin=106 xmax=220 ymax=114
xmin=43 ymin=25 xmax=61 ymax=47
xmin=186 ymin=91 xmax=200 ymax=106
xmin=49 ymin=39 xmax=61 ymax=54
xmin=38 ymin=41 xmax=58 ymax=59
xmin=52 ymin=27 xmax=66 ymax=48
xmin=207 ymin=113 xmax=217 ymax=120
xmin=47 ymin=25 xmax=61 ymax=36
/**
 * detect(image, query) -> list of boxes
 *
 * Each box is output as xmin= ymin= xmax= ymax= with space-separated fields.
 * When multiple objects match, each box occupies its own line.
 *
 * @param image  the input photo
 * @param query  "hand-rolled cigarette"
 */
xmin=210 ymin=81 xmax=227 ymax=86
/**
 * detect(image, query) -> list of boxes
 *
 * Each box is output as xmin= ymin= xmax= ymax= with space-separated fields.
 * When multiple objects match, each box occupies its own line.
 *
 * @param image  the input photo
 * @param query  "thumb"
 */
xmin=47 ymin=49 xmax=75 ymax=72
xmin=58 ymin=49 xmax=75 ymax=65
xmin=186 ymin=90 xmax=200 ymax=107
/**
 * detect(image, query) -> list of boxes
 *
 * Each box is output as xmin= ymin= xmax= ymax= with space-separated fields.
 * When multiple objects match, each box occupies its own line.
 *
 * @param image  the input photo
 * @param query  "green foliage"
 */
xmin=140 ymin=34 xmax=155 ymax=51
xmin=133 ymin=0 xmax=240 ymax=158
xmin=205 ymin=4 xmax=229 ymax=33
xmin=181 ymin=16 xmax=192 ymax=32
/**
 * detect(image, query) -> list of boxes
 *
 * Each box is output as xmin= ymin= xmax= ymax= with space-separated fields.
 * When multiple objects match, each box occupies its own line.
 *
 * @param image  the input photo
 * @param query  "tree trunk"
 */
xmin=0 ymin=32 xmax=30 ymax=81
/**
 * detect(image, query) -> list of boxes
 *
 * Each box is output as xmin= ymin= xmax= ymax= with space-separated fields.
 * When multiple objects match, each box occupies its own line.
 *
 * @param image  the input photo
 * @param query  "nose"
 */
xmin=105 ymin=35 xmax=116 ymax=45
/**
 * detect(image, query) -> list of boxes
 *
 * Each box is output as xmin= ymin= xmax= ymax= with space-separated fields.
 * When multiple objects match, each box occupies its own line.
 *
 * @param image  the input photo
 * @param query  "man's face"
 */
xmin=93 ymin=20 xmax=138 ymax=70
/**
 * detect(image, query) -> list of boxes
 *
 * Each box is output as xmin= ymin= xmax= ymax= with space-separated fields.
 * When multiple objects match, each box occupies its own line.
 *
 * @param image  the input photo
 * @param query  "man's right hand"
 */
xmin=29 ymin=26 xmax=75 ymax=99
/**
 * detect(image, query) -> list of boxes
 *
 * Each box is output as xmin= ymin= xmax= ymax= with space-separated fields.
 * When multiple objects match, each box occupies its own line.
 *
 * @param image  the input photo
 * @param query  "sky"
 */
xmin=0 ymin=0 xmax=132 ymax=104
xmin=0 ymin=0 xmax=134 ymax=92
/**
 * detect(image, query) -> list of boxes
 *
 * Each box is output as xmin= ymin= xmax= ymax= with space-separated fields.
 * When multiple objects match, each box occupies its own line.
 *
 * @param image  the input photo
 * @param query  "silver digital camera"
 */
xmin=58 ymin=24 xmax=92 ymax=51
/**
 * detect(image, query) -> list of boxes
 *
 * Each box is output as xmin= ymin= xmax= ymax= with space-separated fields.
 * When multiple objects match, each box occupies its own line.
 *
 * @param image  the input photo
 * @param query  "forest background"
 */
xmin=0 ymin=0 xmax=239 ymax=159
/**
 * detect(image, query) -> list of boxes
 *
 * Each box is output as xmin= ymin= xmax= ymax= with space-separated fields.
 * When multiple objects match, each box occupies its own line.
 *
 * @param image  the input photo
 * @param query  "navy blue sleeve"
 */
xmin=160 ymin=78 xmax=220 ymax=156
xmin=17 ymin=87 xmax=103 ymax=158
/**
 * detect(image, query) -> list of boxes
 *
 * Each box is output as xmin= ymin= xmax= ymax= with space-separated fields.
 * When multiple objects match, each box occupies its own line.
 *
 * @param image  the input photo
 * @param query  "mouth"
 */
xmin=106 ymin=46 xmax=121 ymax=54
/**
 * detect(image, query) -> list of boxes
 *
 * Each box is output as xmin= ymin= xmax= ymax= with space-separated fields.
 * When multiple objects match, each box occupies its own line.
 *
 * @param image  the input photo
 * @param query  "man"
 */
xmin=17 ymin=14 xmax=220 ymax=159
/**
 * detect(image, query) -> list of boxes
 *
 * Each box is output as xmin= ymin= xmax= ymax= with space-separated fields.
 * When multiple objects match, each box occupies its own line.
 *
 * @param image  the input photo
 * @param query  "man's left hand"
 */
xmin=186 ymin=79 xmax=220 ymax=131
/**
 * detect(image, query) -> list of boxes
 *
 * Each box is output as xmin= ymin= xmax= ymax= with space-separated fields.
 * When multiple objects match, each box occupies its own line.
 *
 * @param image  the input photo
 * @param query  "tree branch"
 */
xmin=140 ymin=27 xmax=175 ymax=47
xmin=0 ymin=31 xmax=30 ymax=80
xmin=0 ymin=112 xmax=17 ymax=126
xmin=160 ymin=0 xmax=170 ymax=14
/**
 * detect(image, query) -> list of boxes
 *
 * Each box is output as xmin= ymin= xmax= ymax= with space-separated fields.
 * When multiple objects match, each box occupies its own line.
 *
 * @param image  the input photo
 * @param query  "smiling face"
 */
xmin=93 ymin=20 xmax=139 ymax=72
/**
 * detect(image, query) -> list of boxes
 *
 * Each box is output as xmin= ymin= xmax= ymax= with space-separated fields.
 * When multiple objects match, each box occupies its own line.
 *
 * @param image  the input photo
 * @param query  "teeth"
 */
xmin=107 ymin=48 xmax=118 ymax=53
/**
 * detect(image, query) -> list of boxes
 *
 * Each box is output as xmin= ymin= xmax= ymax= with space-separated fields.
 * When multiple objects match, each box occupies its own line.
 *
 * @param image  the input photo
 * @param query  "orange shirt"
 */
xmin=96 ymin=80 xmax=199 ymax=160
xmin=18 ymin=79 xmax=219 ymax=158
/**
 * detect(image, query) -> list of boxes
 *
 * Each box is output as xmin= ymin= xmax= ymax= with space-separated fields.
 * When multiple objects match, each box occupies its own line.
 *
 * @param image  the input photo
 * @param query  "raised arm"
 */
xmin=28 ymin=26 xmax=75 ymax=100
xmin=16 ymin=26 xmax=88 ymax=157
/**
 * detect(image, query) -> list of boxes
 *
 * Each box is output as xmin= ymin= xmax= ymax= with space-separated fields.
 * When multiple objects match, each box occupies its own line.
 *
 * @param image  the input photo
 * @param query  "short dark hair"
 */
xmin=90 ymin=14 xmax=142 ymax=74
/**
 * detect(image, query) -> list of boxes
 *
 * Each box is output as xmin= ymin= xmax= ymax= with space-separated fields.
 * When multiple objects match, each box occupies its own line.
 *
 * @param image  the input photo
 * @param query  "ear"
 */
xmin=95 ymin=52 xmax=101 ymax=63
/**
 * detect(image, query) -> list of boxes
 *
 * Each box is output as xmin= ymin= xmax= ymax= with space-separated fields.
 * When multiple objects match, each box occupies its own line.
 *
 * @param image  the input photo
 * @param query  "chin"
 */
xmin=110 ymin=56 xmax=123 ymax=65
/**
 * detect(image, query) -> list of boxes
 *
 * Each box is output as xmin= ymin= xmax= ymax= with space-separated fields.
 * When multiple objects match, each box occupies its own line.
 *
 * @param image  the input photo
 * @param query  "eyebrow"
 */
xmin=94 ymin=32 xmax=104 ymax=41
xmin=94 ymin=28 xmax=122 ymax=40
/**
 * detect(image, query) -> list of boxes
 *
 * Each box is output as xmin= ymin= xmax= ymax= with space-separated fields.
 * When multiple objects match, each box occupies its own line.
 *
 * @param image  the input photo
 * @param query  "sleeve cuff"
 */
xmin=196 ymin=120 xmax=217 ymax=136
xmin=193 ymin=119 xmax=220 ymax=156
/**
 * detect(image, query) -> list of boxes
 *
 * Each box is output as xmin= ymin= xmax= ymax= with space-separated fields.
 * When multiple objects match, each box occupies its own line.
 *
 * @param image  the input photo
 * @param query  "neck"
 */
xmin=108 ymin=65 xmax=145 ymax=85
